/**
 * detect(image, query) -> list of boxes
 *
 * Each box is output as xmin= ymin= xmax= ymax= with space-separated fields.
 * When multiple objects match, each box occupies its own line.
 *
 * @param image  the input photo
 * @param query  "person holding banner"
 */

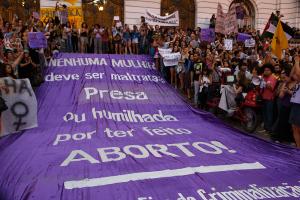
xmin=290 ymin=55 xmax=300 ymax=147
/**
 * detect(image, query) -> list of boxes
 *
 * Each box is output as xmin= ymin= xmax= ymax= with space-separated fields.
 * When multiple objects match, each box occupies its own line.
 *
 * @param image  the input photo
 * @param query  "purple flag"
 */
xmin=0 ymin=54 xmax=300 ymax=200
xmin=237 ymin=32 xmax=252 ymax=42
xmin=201 ymin=28 xmax=215 ymax=42
xmin=28 ymin=32 xmax=47 ymax=48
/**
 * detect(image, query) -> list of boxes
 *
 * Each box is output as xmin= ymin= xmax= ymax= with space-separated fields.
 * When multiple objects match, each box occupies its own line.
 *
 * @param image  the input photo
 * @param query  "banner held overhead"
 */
xmin=145 ymin=10 xmax=179 ymax=27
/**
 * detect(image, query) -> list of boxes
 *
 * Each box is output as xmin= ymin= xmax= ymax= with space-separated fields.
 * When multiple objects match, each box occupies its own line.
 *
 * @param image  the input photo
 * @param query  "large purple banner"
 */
xmin=0 ymin=54 xmax=300 ymax=200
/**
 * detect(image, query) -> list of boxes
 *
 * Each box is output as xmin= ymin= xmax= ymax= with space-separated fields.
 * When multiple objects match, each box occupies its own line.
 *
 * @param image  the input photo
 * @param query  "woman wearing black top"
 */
xmin=80 ymin=23 xmax=88 ymax=53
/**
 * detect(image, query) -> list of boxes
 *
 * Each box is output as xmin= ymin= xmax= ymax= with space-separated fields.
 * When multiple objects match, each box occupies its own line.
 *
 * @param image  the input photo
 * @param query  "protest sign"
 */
xmin=113 ymin=16 xmax=120 ymax=21
xmin=145 ymin=10 xmax=179 ymax=26
xmin=162 ymin=52 xmax=181 ymax=66
xmin=224 ymin=39 xmax=233 ymax=50
xmin=158 ymin=48 xmax=172 ymax=57
xmin=0 ymin=78 xmax=37 ymax=137
xmin=28 ymin=32 xmax=47 ymax=48
xmin=32 ymin=12 xmax=40 ymax=20
xmin=215 ymin=3 xmax=238 ymax=34
xmin=237 ymin=33 xmax=252 ymax=42
xmin=0 ymin=54 xmax=300 ymax=200
xmin=3 ymin=34 xmax=13 ymax=50
xmin=201 ymin=28 xmax=215 ymax=42
xmin=245 ymin=38 xmax=256 ymax=48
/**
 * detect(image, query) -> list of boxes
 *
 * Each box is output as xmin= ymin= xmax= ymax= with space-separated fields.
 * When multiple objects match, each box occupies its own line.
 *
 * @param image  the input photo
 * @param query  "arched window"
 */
xmin=161 ymin=0 xmax=195 ymax=29
xmin=229 ymin=0 xmax=256 ymax=29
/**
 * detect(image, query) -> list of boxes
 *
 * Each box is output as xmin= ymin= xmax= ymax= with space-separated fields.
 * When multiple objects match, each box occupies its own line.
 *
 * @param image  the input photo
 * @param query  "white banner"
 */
xmin=158 ymin=48 xmax=172 ymax=57
xmin=224 ymin=39 xmax=233 ymax=51
xmin=0 ymin=78 xmax=38 ymax=137
xmin=162 ymin=52 xmax=181 ymax=67
xmin=145 ymin=10 xmax=179 ymax=27
xmin=245 ymin=38 xmax=256 ymax=48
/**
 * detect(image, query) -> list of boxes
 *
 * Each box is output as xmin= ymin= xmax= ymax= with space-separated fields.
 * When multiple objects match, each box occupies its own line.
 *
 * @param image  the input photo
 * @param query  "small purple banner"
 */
xmin=28 ymin=32 xmax=47 ymax=49
xmin=237 ymin=32 xmax=252 ymax=42
xmin=201 ymin=28 xmax=215 ymax=42
xmin=0 ymin=54 xmax=299 ymax=200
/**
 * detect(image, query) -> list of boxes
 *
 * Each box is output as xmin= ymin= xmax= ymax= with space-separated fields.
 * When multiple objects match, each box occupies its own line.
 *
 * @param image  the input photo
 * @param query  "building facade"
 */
xmin=0 ymin=0 xmax=299 ymax=31
xmin=124 ymin=0 xmax=300 ymax=31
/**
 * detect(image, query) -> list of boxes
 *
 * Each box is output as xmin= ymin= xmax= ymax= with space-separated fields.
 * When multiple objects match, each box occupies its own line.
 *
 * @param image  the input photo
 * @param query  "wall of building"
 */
xmin=124 ymin=0 xmax=300 ymax=31
xmin=278 ymin=0 xmax=299 ymax=28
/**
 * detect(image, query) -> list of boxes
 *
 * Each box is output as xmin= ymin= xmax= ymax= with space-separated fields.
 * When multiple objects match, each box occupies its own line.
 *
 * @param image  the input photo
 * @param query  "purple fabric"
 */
xmin=237 ymin=32 xmax=252 ymax=42
xmin=236 ymin=6 xmax=245 ymax=20
xmin=0 ymin=54 xmax=300 ymax=200
xmin=28 ymin=32 xmax=47 ymax=49
xmin=201 ymin=28 xmax=215 ymax=42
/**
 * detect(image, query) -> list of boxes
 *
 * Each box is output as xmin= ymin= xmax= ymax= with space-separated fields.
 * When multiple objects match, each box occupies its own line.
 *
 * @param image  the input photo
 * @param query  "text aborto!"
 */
xmin=0 ymin=54 xmax=300 ymax=200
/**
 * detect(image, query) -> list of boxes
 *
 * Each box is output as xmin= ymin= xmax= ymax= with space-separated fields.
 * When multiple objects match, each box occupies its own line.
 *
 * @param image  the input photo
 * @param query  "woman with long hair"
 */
xmin=79 ymin=22 xmax=88 ymax=53
xmin=93 ymin=24 xmax=102 ymax=54
xmin=272 ymin=68 xmax=296 ymax=143
xmin=112 ymin=24 xmax=122 ymax=54
xmin=123 ymin=24 xmax=132 ymax=54
xmin=63 ymin=22 xmax=73 ymax=52
xmin=4 ymin=64 xmax=17 ymax=79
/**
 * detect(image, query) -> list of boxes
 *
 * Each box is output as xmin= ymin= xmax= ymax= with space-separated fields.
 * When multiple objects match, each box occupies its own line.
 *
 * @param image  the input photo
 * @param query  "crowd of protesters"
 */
xmin=0 ymin=4 xmax=299 ymax=148
xmin=151 ymin=24 xmax=300 ymax=148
